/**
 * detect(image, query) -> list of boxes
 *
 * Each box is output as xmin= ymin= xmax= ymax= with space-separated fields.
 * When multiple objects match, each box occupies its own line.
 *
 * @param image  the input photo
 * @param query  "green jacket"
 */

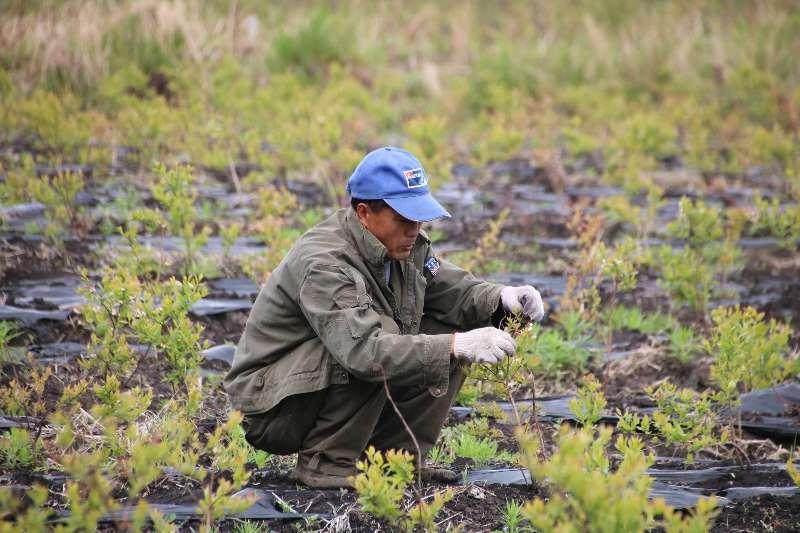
xmin=224 ymin=208 xmax=504 ymax=415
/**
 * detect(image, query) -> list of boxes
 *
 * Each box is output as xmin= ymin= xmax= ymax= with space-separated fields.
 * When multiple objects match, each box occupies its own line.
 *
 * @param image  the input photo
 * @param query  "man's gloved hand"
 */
xmin=452 ymin=327 xmax=516 ymax=365
xmin=500 ymin=285 xmax=545 ymax=322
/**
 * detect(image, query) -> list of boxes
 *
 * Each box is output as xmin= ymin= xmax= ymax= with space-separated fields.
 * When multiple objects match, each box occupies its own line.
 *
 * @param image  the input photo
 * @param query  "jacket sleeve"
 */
xmin=298 ymin=262 xmax=453 ymax=397
xmin=422 ymin=254 xmax=504 ymax=331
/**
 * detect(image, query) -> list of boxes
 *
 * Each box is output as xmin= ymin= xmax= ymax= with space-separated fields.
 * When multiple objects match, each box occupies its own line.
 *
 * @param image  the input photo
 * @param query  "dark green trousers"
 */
xmin=243 ymin=321 xmax=465 ymax=475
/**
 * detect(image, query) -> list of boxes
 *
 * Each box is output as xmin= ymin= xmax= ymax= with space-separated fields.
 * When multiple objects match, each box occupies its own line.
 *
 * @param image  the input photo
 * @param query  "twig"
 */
xmin=379 ymin=369 xmax=423 ymax=492
xmin=271 ymin=491 xmax=298 ymax=514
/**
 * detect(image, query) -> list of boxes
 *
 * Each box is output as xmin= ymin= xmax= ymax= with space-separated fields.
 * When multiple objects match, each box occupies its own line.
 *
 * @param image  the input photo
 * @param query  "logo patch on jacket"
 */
xmin=403 ymin=168 xmax=427 ymax=189
xmin=425 ymin=256 xmax=441 ymax=276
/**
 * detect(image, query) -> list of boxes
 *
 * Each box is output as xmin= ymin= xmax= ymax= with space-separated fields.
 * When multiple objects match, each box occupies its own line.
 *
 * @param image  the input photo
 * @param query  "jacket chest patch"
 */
xmin=425 ymin=256 xmax=441 ymax=277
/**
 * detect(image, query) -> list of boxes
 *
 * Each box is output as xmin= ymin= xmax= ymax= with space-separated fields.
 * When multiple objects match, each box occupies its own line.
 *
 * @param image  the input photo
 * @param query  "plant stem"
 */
xmin=380 ymin=369 xmax=423 ymax=491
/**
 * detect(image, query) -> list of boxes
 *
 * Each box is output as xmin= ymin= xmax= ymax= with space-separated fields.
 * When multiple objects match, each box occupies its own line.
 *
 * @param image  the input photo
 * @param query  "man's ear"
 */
xmin=354 ymin=202 xmax=370 ymax=223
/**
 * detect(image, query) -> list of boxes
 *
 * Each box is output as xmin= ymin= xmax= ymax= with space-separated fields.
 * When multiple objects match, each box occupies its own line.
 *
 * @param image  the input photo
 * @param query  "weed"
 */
xmin=669 ymin=325 xmax=700 ymax=364
xmin=229 ymin=424 xmax=272 ymax=469
xmin=452 ymin=432 xmax=514 ymax=468
xmin=502 ymin=499 xmax=531 ymax=533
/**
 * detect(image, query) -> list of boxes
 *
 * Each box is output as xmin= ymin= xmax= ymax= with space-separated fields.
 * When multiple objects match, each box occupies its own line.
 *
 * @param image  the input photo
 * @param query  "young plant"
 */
xmin=569 ymin=375 xmax=607 ymax=427
xmin=705 ymin=306 xmax=794 ymax=397
xmin=502 ymin=499 xmax=530 ymax=533
xmin=657 ymin=245 xmax=714 ymax=315
xmin=666 ymin=197 xmax=723 ymax=248
xmin=787 ymin=458 xmax=800 ymax=488
xmin=26 ymin=170 xmax=87 ymax=245
xmin=0 ymin=320 xmax=23 ymax=369
xmin=751 ymin=194 xmax=800 ymax=250
xmin=0 ymin=428 xmax=42 ymax=469
xmin=455 ymin=208 xmax=510 ymax=275
xmin=647 ymin=381 xmax=728 ymax=462
xmin=517 ymin=425 xmax=718 ymax=532
xmin=352 ymin=446 xmax=453 ymax=532
xmin=669 ymin=325 xmax=700 ymax=364
xmin=470 ymin=314 xmax=540 ymax=424
xmin=240 ymin=187 xmax=299 ymax=284
xmin=150 ymin=163 xmax=213 ymax=276
xmin=451 ymin=432 xmax=515 ymax=468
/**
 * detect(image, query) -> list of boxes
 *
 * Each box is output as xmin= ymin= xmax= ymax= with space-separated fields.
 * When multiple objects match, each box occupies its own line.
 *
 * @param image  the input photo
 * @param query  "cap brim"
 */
xmin=385 ymin=193 xmax=451 ymax=222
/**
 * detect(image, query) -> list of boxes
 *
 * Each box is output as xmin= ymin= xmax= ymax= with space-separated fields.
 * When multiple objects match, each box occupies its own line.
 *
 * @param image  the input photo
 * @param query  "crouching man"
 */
xmin=224 ymin=147 xmax=544 ymax=488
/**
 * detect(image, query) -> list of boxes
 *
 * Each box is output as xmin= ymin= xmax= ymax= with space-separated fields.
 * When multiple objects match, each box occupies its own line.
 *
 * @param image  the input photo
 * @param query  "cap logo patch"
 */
xmin=403 ymin=168 xmax=427 ymax=189
xmin=425 ymin=256 xmax=441 ymax=276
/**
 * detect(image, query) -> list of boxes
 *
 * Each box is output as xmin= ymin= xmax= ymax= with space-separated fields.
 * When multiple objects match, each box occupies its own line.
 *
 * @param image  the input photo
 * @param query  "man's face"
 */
xmin=355 ymin=203 xmax=422 ymax=260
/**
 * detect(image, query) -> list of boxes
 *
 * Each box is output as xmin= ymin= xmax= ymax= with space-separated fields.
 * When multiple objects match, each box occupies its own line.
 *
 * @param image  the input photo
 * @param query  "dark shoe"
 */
xmin=289 ymin=465 xmax=356 ymax=489
xmin=419 ymin=465 xmax=459 ymax=483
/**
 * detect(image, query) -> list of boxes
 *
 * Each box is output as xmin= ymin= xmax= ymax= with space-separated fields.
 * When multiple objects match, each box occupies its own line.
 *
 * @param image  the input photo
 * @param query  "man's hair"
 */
xmin=350 ymin=198 xmax=389 ymax=212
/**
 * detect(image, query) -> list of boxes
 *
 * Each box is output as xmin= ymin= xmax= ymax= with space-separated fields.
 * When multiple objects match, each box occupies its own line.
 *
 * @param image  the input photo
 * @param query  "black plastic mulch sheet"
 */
xmin=735 ymin=383 xmax=800 ymax=441
xmin=53 ymin=488 xmax=310 ymax=524
xmin=0 ymin=304 xmax=70 ymax=325
xmin=463 ymin=468 xmax=729 ymax=510
xmin=452 ymin=382 xmax=800 ymax=441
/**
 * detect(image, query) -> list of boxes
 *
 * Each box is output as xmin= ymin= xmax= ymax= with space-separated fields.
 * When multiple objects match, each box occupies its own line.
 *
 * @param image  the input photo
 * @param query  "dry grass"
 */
xmin=1 ymin=0 xmax=798 ymax=94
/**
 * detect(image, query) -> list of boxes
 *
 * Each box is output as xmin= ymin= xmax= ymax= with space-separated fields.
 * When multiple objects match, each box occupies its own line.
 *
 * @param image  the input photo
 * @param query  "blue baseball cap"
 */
xmin=347 ymin=146 xmax=451 ymax=222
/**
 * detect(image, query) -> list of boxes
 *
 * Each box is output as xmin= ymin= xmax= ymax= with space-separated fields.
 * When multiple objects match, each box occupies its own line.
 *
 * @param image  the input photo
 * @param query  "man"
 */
xmin=224 ymin=146 xmax=544 ymax=488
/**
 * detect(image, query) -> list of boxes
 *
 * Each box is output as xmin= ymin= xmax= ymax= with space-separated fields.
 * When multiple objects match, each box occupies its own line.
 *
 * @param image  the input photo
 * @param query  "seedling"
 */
xmin=569 ymin=375 xmax=607 ymax=427
xmin=352 ymin=446 xmax=454 ymax=532
xmin=517 ymin=425 xmax=718 ymax=531
xmin=706 ymin=306 xmax=794 ymax=396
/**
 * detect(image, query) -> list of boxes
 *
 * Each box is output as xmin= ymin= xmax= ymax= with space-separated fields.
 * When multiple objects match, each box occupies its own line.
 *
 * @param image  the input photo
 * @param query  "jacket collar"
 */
xmin=345 ymin=208 xmax=389 ymax=267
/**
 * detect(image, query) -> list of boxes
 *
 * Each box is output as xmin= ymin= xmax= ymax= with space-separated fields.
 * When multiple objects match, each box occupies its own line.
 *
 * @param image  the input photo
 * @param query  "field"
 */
xmin=1 ymin=0 xmax=800 ymax=531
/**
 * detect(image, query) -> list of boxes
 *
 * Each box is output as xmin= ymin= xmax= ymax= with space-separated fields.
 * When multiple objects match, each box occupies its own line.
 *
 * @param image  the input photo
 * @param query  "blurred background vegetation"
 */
xmin=0 ymin=0 xmax=798 ymax=197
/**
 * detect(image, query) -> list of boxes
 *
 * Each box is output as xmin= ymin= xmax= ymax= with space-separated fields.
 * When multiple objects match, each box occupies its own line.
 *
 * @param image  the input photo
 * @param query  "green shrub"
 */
xmin=647 ymin=382 xmax=728 ymax=462
xmin=353 ymin=446 xmax=454 ymax=532
xmin=667 ymin=197 xmax=723 ymax=248
xmin=669 ymin=325 xmax=701 ymax=363
xmin=657 ymin=245 xmax=714 ymax=314
xmin=706 ymin=306 xmax=795 ymax=397
xmin=518 ymin=425 xmax=718 ymax=532
xmin=269 ymin=9 xmax=357 ymax=80
xmin=751 ymin=194 xmax=800 ymax=250
xmin=26 ymin=170 xmax=86 ymax=244
xmin=603 ymin=306 xmax=675 ymax=336
xmin=525 ymin=324 xmax=593 ymax=376
xmin=149 ymin=163 xmax=213 ymax=276
xmin=0 ymin=428 xmax=42 ymax=469
xmin=502 ymin=500 xmax=531 ymax=533
xmin=570 ymin=375 xmax=607 ymax=427
xmin=0 ymin=321 xmax=23 ymax=368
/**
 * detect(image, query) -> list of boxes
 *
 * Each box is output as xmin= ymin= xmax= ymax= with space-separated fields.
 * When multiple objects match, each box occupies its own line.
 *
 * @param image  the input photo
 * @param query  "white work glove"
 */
xmin=500 ymin=285 xmax=545 ymax=322
xmin=452 ymin=327 xmax=516 ymax=365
